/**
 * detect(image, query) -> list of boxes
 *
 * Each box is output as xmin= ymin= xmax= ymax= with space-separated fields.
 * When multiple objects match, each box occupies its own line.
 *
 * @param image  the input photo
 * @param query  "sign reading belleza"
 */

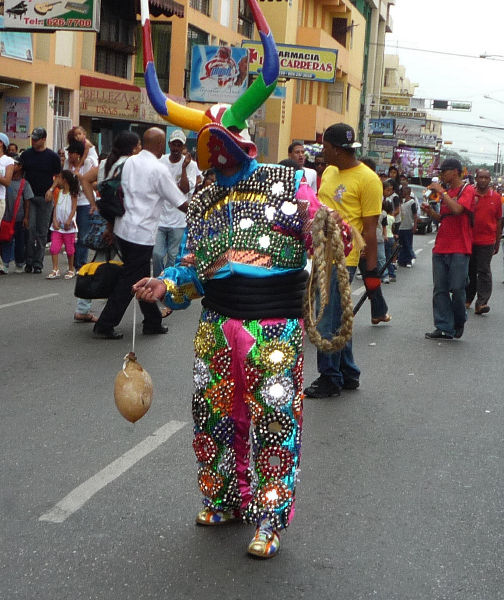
xmin=2 ymin=0 xmax=100 ymax=32
xmin=242 ymin=41 xmax=337 ymax=83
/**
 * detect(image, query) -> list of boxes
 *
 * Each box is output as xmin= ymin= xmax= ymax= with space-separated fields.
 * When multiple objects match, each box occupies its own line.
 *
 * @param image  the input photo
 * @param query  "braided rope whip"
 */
xmin=303 ymin=208 xmax=354 ymax=352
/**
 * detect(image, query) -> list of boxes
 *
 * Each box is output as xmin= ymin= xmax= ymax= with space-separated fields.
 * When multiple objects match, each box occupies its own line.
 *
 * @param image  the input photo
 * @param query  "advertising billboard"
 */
xmin=2 ymin=0 xmax=101 ymax=32
xmin=189 ymin=45 xmax=248 ymax=103
xmin=242 ymin=40 xmax=337 ymax=83
xmin=392 ymin=146 xmax=440 ymax=178
xmin=0 ymin=16 xmax=33 ymax=60
xmin=369 ymin=118 xmax=395 ymax=136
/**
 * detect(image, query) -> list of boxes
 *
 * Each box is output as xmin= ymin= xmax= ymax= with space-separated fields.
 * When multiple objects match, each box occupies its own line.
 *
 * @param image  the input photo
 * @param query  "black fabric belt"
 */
xmin=202 ymin=270 xmax=308 ymax=319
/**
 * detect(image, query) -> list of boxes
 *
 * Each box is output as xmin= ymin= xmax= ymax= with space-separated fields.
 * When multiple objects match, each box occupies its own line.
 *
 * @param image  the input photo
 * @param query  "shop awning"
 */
xmin=136 ymin=0 xmax=185 ymax=18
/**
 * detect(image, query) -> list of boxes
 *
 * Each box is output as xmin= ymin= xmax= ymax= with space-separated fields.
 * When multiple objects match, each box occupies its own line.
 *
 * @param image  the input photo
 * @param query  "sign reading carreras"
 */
xmin=2 ymin=0 xmax=100 ymax=32
xmin=242 ymin=40 xmax=337 ymax=83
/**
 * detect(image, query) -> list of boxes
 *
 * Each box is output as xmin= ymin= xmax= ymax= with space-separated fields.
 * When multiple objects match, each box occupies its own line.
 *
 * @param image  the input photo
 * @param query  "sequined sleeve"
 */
xmin=160 ymin=265 xmax=205 ymax=311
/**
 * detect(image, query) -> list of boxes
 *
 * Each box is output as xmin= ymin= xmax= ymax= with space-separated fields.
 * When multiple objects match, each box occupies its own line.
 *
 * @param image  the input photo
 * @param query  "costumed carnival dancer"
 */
xmin=133 ymin=0 xmax=355 ymax=559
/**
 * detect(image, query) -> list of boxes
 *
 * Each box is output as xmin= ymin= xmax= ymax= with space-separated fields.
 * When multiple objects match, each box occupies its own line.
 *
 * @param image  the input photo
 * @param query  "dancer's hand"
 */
xmin=132 ymin=278 xmax=167 ymax=302
xmin=363 ymin=268 xmax=381 ymax=292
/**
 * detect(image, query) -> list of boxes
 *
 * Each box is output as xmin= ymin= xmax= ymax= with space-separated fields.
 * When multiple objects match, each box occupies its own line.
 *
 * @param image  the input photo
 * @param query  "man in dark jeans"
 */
xmin=20 ymin=128 xmax=61 ymax=274
xmin=465 ymin=168 xmax=502 ymax=314
xmin=422 ymin=158 xmax=475 ymax=340
xmin=93 ymin=128 xmax=187 ymax=339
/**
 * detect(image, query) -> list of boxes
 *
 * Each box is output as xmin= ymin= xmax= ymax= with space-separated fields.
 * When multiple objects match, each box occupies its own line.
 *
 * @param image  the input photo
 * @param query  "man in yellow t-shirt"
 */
xmin=305 ymin=123 xmax=389 ymax=399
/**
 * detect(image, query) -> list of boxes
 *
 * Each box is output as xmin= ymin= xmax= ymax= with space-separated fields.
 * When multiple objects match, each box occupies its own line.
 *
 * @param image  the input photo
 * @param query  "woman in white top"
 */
xmin=0 ymin=132 xmax=15 ymax=273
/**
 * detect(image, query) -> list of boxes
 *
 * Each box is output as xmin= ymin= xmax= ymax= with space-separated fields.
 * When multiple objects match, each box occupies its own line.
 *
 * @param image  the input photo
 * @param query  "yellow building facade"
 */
xmin=0 ymin=0 xmax=367 ymax=161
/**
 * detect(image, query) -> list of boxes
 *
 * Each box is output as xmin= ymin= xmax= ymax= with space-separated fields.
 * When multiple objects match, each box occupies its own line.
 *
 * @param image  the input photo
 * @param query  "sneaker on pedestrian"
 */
xmin=33 ymin=267 xmax=42 ymax=274
xmin=425 ymin=329 xmax=453 ymax=340
xmin=304 ymin=374 xmax=341 ymax=398
xmin=454 ymin=325 xmax=464 ymax=339
xmin=411 ymin=258 xmax=416 ymax=265
xmin=382 ymin=276 xmax=390 ymax=284
xmin=24 ymin=264 xmax=33 ymax=273
xmin=342 ymin=378 xmax=360 ymax=390
xmin=15 ymin=264 xmax=24 ymax=274
xmin=406 ymin=263 xmax=412 ymax=268
xmin=0 ymin=265 xmax=7 ymax=275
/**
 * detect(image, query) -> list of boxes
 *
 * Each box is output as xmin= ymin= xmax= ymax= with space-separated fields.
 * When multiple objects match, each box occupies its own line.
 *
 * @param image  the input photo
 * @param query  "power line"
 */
xmin=375 ymin=41 xmax=504 ymax=61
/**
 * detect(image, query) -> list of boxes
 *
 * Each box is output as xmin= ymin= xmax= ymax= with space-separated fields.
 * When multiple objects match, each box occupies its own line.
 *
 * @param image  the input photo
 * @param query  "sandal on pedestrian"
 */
xmin=46 ymin=269 xmax=60 ymax=279
xmin=74 ymin=312 xmax=98 ymax=323
xmin=64 ymin=270 xmax=75 ymax=280
xmin=160 ymin=307 xmax=173 ymax=318
xmin=474 ymin=304 xmax=490 ymax=315
xmin=371 ymin=313 xmax=391 ymax=325
xmin=195 ymin=507 xmax=236 ymax=525
xmin=247 ymin=519 xmax=280 ymax=559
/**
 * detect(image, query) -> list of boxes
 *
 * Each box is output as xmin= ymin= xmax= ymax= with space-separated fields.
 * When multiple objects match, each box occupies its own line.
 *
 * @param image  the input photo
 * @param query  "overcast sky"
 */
xmin=386 ymin=0 xmax=504 ymax=164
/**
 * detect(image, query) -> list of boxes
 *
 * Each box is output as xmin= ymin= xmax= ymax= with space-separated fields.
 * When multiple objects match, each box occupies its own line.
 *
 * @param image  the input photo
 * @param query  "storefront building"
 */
xmin=0 ymin=0 xmax=374 ymax=160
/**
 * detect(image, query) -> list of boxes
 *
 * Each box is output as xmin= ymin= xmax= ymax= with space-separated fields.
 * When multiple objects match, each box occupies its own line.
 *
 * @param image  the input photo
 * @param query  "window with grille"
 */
xmin=134 ymin=22 xmax=172 ymax=90
xmin=238 ymin=0 xmax=254 ymax=38
xmin=95 ymin=2 xmax=136 ymax=79
xmin=332 ymin=18 xmax=348 ymax=47
xmin=54 ymin=88 xmax=71 ymax=117
xmin=190 ymin=0 xmax=210 ymax=16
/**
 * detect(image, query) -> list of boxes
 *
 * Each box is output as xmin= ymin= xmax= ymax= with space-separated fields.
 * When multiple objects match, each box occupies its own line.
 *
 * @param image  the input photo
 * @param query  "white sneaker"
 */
xmin=15 ymin=266 xmax=24 ymax=274
xmin=411 ymin=259 xmax=416 ymax=265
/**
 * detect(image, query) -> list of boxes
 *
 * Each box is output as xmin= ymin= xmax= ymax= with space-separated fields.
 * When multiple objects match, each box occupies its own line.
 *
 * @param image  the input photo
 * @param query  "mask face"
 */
xmin=140 ymin=0 xmax=278 ymax=172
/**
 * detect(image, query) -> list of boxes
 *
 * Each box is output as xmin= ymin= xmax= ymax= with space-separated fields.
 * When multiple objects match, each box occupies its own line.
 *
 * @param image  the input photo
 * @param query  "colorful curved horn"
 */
xmin=140 ymin=0 xmax=211 ymax=132
xmin=221 ymin=0 xmax=279 ymax=131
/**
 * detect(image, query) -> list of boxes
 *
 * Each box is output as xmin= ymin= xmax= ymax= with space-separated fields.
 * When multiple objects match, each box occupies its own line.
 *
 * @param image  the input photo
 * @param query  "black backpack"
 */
xmin=96 ymin=160 xmax=127 ymax=224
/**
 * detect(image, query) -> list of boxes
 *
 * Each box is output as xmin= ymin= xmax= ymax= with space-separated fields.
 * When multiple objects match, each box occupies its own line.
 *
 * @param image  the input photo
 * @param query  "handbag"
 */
xmin=83 ymin=211 xmax=109 ymax=250
xmin=0 ymin=179 xmax=25 ymax=243
xmin=74 ymin=251 xmax=123 ymax=299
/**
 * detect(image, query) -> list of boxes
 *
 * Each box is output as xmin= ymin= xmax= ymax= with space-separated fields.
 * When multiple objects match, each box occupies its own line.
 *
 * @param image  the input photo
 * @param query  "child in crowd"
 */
xmin=383 ymin=200 xmax=396 ymax=283
xmin=67 ymin=126 xmax=99 ymax=167
xmin=0 ymin=156 xmax=33 ymax=274
xmin=47 ymin=170 xmax=78 ymax=280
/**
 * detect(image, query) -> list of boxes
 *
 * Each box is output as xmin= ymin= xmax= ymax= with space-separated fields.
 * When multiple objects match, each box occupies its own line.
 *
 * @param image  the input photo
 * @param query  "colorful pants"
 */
xmin=192 ymin=308 xmax=304 ymax=531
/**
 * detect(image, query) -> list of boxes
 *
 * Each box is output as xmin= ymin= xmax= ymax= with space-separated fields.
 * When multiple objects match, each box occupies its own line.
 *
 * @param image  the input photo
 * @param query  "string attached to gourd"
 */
xmin=114 ymin=291 xmax=153 ymax=423
xmin=303 ymin=208 xmax=356 ymax=352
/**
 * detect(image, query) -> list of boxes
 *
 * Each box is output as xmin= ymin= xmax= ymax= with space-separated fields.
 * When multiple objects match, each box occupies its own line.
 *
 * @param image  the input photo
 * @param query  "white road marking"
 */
xmin=0 ymin=293 xmax=59 ymax=310
xmin=428 ymin=239 xmax=435 ymax=245
xmin=39 ymin=420 xmax=187 ymax=524
xmin=415 ymin=248 xmax=423 ymax=254
xmin=352 ymin=286 xmax=366 ymax=296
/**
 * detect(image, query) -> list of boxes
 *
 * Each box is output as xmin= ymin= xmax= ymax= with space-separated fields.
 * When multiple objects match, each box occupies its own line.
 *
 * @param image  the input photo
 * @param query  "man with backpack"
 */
xmin=93 ymin=127 xmax=188 ymax=340
xmin=422 ymin=158 xmax=475 ymax=340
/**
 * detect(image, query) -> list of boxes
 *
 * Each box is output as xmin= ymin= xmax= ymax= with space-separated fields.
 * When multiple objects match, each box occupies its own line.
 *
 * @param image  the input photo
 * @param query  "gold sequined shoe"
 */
xmin=247 ymin=520 xmax=280 ymax=559
xmin=195 ymin=507 xmax=236 ymax=526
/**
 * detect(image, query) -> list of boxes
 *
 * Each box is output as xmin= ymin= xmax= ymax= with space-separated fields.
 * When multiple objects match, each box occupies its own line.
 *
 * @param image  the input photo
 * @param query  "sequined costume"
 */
xmin=139 ymin=0 xmax=351 ymax=552
xmin=162 ymin=163 xmax=319 ymax=530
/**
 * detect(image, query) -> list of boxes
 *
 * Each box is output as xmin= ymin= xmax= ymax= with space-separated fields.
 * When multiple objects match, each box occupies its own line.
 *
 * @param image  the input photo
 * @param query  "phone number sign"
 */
xmin=2 ymin=0 xmax=101 ymax=32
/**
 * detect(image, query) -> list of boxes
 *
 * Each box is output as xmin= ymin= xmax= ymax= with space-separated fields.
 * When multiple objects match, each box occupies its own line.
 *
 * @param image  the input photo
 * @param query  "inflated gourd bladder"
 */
xmin=114 ymin=352 xmax=153 ymax=423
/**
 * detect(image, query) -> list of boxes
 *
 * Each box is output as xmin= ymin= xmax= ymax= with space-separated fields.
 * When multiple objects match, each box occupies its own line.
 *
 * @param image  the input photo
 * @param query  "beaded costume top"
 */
xmin=186 ymin=164 xmax=311 ymax=282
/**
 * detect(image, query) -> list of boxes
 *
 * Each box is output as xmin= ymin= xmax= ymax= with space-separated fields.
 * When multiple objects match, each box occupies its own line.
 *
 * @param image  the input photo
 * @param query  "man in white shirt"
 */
xmin=154 ymin=129 xmax=199 ymax=275
xmin=94 ymin=128 xmax=188 ymax=339
xmin=288 ymin=141 xmax=317 ymax=192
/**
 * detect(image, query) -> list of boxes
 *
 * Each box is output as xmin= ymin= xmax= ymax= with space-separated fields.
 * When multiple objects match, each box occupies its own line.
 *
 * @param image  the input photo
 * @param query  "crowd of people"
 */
xmin=2 ymin=117 xmax=503 ymax=559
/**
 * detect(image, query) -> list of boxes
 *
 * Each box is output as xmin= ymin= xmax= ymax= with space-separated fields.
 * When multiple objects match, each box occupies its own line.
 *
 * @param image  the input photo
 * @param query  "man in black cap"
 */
xmin=421 ymin=158 xmax=475 ymax=339
xmin=20 ymin=128 xmax=61 ymax=273
xmin=304 ymin=123 xmax=388 ymax=398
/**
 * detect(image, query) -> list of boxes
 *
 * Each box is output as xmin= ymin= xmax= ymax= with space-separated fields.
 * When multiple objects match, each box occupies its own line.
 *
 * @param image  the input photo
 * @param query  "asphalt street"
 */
xmin=1 ymin=233 xmax=504 ymax=600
